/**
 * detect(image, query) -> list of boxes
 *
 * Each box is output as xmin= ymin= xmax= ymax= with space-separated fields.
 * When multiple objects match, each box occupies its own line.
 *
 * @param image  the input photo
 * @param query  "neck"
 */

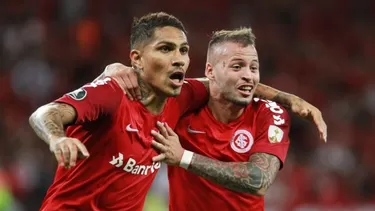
xmin=138 ymin=77 xmax=168 ymax=115
xmin=207 ymin=96 xmax=246 ymax=124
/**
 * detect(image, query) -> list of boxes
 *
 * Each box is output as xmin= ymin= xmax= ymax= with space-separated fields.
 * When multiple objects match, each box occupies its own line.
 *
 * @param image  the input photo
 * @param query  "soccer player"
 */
xmin=29 ymin=12 xmax=209 ymax=211
xmin=153 ymin=28 xmax=287 ymax=211
xmin=29 ymin=12 xmax=311 ymax=211
xmin=107 ymin=28 xmax=323 ymax=210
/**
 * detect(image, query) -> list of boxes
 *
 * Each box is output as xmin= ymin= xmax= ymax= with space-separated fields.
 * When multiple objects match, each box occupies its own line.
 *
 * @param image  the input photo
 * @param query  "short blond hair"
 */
xmin=208 ymin=27 xmax=256 ymax=49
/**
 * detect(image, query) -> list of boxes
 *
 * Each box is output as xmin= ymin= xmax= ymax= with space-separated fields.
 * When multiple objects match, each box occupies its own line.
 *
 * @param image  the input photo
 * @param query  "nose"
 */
xmin=241 ymin=70 xmax=254 ymax=83
xmin=172 ymin=59 xmax=185 ymax=68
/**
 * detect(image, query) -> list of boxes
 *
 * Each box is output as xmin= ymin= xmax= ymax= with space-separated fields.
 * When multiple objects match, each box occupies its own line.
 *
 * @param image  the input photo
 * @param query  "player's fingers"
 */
xmin=122 ymin=79 xmax=134 ymax=101
xmin=156 ymin=121 xmax=168 ymax=138
xmin=114 ymin=76 xmax=133 ymax=100
xmin=60 ymin=144 xmax=70 ymax=168
xmin=165 ymin=123 xmax=177 ymax=137
xmin=151 ymin=130 xmax=167 ymax=144
xmin=111 ymin=76 xmax=124 ymax=89
xmin=54 ymin=149 xmax=64 ymax=166
xmin=152 ymin=153 xmax=166 ymax=162
xmin=312 ymin=111 xmax=327 ymax=143
xmin=68 ymin=144 xmax=78 ymax=167
xmin=73 ymin=140 xmax=90 ymax=157
xmin=129 ymin=73 xmax=141 ymax=100
xmin=151 ymin=140 xmax=167 ymax=152
xmin=122 ymin=76 xmax=137 ymax=101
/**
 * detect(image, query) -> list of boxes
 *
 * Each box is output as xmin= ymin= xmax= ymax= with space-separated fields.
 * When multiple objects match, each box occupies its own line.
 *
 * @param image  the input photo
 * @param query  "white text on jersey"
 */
xmin=109 ymin=153 xmax=161 ymax=175
xmin=257 ymin=98 xmax=286 ymax=125
xmin=83 ymin=77 xmax=111 ymax=88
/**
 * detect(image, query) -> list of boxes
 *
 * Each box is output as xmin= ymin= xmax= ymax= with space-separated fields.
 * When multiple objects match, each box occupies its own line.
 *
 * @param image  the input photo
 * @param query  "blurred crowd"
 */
xmin=0 ymin=0 xmax=374 ymax=210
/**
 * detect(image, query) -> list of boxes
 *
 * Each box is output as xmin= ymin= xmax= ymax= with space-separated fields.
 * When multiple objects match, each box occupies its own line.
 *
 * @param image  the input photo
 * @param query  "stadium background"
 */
xmin=0 ymin=0 xmax=374 ymax=210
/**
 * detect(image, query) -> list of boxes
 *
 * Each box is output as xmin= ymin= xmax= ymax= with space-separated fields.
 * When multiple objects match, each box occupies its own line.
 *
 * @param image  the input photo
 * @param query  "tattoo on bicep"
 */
xmin=53 ymin=103 xmax=77 ymax=124
xmin=29 ymin=103 xmax=76 ymax=144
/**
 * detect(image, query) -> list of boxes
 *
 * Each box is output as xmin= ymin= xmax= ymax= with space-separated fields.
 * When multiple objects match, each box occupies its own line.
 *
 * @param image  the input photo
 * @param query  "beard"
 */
xmin=222 ymin=90 xmax=253 ymax=107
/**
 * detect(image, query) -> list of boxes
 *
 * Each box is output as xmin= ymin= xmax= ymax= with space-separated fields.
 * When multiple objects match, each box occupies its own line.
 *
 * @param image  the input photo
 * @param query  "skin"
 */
xmin=29 ymin=26 xmax=191 ymax=168
xmin=206 ymin=43 xmax=260 ymax=123
xmin=101 ymin=64 xmax=327 ymax=142
xmin=151 ymin=42 xmax=281 ymax=196
xmin=130 ymin=26 xmax=190 ymax=114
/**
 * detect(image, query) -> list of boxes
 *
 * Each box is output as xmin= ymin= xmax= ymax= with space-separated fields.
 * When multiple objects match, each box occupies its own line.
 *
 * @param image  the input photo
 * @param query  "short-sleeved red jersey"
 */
xmin=40 ymin=78 xmax=208 ymax=211
xmin=168 ymin=98 xmax=290 ymax=211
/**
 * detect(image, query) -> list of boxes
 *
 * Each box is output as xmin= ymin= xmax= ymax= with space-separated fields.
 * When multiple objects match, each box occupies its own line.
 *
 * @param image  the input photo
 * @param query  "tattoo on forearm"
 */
xmin=255 ymin=83 xmax=292 ymax=108
xmin=272 ymin=92 xmax=292 ymax=108
xmin=188 ymin=153 xmax=280 ymax=195
xmin=29 ymin=103 xmax=76 ymax=145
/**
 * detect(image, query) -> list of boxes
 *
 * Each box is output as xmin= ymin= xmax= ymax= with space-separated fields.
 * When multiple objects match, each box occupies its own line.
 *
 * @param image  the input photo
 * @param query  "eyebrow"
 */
xmin=230 ymin=58 xmax=259 ymax=63
xmin=156 ymin=41 xmax=189 ymax=47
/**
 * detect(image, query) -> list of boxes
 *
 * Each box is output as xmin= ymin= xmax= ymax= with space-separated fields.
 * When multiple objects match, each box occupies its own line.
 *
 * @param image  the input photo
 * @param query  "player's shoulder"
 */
xmin=82 ymin=77 xmax=118 ymax=89
xmin=251 ymin=98 xmax=286 ymax=110
xmin=181 ymin=78 xmax=207 ymax=89
xmin=247 ymin=98 xmax=289 ymax=127
xmin=174 ymin=78 xmax=207 ymax=100
xmin=64 ymin=77 xmax=119 ymax=100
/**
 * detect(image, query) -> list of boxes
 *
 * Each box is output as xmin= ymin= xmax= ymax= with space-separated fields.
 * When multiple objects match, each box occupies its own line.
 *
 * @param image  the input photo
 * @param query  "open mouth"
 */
xmin=238 ymin=85 xmax=254 ymax=96
xmin=169 ymin=71 xmax=185 ymax=87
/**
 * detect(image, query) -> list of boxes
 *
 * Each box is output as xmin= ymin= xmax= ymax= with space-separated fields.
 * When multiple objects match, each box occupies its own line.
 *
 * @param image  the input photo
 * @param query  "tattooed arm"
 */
xmin=254 ymin=84 xmax=293 ymax=108
xmin=29 ymin=102 xmax=91 ymax=168
xmin=101 ymin=63 xmax=327 ymax=141
xmin=254 ymin=83 xmax=327 ymax=142
xmin=29 ymin=102 xmax=77 ymax=145
xmin=188 ymin=153 xmax=280 ymax=196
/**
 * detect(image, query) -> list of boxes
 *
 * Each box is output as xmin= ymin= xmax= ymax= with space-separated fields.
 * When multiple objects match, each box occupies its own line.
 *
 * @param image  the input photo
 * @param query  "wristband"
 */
xmin=179 ymin=150 xmax=194 ymax=169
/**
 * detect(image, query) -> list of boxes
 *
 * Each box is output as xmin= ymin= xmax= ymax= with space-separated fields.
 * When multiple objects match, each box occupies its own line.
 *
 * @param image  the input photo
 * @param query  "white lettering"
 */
xmin=273 ymin=115 xmax=285 ymax=125
xmin=109 ymin=153 xmax=161 ymax=175
xmin=261 ymin=99 xmax=286 ymax=125
xmin=109 ymin=153 xmax=124 ymax=167
xmin=83 ymin=78 xmax=111 ymax=88
xmin=144 ymin=166 xmax=152 ymax=175
xmin=123 ymin=157 xmax=136 ymax=172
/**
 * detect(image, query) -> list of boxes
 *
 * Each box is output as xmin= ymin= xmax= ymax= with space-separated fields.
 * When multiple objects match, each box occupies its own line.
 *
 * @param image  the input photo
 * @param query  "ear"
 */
xmin=205 ymin=62 xmax=215 ymax=80
xmin=130 ymin=49 xmax=143 ymax=70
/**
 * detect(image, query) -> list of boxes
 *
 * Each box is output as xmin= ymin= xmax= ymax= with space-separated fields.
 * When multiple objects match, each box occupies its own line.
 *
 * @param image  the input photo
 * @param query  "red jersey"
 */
xmin=40 ymin=77 xmax=208 ymax=211
xmin=169 ymin=98 xmax=290 ymax=211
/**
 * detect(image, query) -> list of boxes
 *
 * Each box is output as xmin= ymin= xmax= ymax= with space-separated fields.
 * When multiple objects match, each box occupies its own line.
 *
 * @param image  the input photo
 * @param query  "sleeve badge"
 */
xmin=67 ymin=88 xmax=87 ymax=101
xmin=268 ymin=125 xmax=284 ymax=143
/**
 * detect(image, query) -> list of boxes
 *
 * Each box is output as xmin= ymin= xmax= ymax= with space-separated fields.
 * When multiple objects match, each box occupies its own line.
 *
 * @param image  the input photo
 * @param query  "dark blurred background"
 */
xmin=0 ymin=0 xmax=374 ymax=210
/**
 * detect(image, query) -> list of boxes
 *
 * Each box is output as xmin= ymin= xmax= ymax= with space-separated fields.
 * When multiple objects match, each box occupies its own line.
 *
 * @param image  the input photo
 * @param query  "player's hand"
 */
xmin=289 ymin=96 xmax=327 ymax=142
xmin=103 ymin=63 xmax=141 ymax=101
xmin=49 ymin=137 xmax=90 ymax=168
xmin=151 ymin=121 xmax=184 ymax=166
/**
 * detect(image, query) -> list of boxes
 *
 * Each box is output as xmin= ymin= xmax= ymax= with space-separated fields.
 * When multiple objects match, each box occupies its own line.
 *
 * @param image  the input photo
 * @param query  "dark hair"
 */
xmin=208 ymin=27 xmax=256 ymax=49
xmin=130 ymin=12 xmax=187 ymax=49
